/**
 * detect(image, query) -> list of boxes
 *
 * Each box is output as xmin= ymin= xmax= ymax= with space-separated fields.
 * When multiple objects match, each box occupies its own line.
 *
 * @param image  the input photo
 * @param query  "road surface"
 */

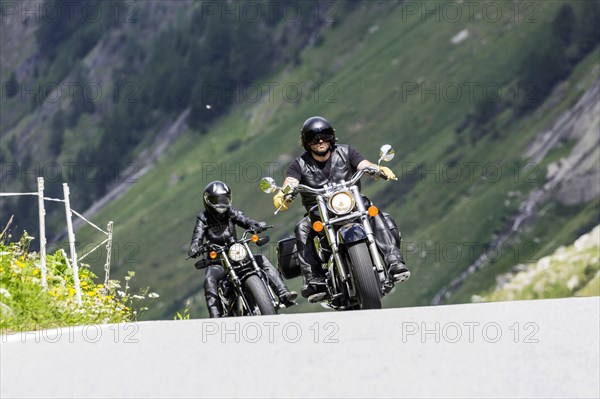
xmin=1 ymin=297 xmax=599 ymax=398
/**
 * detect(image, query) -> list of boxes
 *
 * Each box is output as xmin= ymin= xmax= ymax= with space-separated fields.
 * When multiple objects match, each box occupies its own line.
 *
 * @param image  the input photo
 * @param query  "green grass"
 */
xmin=72 ymin=1 xmax=600 ymax=319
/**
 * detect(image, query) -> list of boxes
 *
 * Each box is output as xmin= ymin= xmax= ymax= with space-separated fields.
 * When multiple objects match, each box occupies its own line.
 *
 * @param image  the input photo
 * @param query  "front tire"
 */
xmin=244 ymin=275 xmax=277 ymax=315
xmin=347 ymin=242 xmax=382 ymax=309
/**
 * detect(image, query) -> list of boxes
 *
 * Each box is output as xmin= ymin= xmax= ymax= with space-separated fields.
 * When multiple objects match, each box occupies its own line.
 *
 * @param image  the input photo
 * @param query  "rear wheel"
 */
xmin=244 ymin=275 xmax=277 ymax=315
xmin=347 ymin=242 xmax=382 ymax=309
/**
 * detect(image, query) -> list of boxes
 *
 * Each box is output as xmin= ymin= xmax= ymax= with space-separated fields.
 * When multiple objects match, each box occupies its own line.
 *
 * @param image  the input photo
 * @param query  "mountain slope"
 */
xmin=3 ymin=1 xmax=598 ymax=319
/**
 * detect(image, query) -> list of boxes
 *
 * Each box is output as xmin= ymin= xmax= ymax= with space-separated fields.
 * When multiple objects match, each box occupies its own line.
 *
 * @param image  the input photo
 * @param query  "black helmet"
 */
xmin=203 ymin=181 xmax=232 ymax=215
xmin=300 ymin=116 xmax=336 ymax=151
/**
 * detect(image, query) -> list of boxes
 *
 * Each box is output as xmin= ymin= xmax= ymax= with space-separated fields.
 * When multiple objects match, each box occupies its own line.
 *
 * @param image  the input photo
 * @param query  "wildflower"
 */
xmin=0 ymin=288 xmax=11 ymax=298
xmin=132 ymin=295 xmax=145 ymax=300
xmin=107 ymin=280 xmax=121 ymax=289
xmin=148 ymin=292 xmax=160 ymax=299
xmin=117 ymin=290 xmax=125 ymax=297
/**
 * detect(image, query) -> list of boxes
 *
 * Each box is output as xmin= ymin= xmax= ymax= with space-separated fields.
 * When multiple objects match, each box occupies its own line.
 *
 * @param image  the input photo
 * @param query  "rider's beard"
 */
xmin=311 ymin=142 xmax=331 ymax=157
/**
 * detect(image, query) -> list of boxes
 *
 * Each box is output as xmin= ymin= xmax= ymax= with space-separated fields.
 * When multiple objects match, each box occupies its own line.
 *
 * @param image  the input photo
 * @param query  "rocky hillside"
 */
xmin=473 ymin=225 xmax=599 ymax=301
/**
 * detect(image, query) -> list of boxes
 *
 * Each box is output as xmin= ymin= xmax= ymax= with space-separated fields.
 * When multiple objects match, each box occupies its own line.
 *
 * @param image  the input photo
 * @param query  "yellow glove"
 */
xmin=380 ymin=166 xmax=397 ymax=180
xmin=273 ymin=190 xmax=289 ymax=211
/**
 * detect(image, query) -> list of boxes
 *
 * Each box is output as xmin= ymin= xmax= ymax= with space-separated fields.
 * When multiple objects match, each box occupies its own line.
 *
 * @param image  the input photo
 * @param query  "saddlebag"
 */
xmin=277 ymin=237 xmax=302 ymax=279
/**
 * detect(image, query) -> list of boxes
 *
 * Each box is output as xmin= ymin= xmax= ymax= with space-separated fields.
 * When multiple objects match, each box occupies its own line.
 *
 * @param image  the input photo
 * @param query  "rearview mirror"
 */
xmin=379 ymin=144 xmax=395 ymax=164
xmin=260 ymin=177 xmax=278 ymax=194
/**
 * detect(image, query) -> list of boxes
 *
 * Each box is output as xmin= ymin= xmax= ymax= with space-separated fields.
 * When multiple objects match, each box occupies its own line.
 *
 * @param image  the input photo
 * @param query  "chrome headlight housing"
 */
xmin=228 ymin=243 xmax=248 ymax=262
xmin=327 ymin=191 xmax=355 ymax=215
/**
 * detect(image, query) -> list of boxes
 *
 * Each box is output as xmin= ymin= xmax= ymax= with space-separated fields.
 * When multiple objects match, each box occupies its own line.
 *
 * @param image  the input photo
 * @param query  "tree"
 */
xmin=49 ymin=110 xmax=65 ymax=155
xmin=515 ymin=36 xmax=569 ymax=115
xmin=575 ymin=2 xmax=600 ymax=56
xmin=552 ymin=4 xmax=576 ymax=46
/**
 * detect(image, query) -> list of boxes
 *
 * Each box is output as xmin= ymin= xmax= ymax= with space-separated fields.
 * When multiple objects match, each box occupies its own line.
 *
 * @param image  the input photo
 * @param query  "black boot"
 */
xmin=389 ymin=262 xmax=410 ymax=283
xmin=300 ymin=263 xmax=326 ymax=298
xmin=208 ymin=305 xmax=223 ymax=318
xmin=279 ymin=290 xmax=298 ymax=307
xmin=300 ymin=264 xmax=315 ymax=298
xmin=255 ymin=254 xmax=297 ymax=306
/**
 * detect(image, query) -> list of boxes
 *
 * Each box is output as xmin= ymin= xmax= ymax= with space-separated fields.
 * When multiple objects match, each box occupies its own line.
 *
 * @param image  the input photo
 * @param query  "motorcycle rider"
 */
xmin=189 ymin=181 xmax=297 ymax=317
xmin=273 ymin=116 xmax=410 ymax=298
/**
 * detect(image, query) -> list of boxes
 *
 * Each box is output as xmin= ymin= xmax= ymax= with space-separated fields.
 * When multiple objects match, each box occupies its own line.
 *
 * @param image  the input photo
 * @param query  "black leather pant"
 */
xmin=204 ymin=254 xmax=288 ymax=318
xmin=294 ymin=207 xmax=404 ymax=283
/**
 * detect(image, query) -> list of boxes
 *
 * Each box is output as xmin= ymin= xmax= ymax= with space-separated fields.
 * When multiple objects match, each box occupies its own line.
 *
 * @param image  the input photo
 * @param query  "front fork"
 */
xmin=318 ymin=188 xmax=386 ymax=294
xmin=351 ymin=186 xmax=387 ymax=282
xmin=245 ymin=243 xmax=279 ymax=307
xmin=317 ymin=196 xmax=348 ymax=292
xmin=221 ymin=254 xmax=255 ymax=314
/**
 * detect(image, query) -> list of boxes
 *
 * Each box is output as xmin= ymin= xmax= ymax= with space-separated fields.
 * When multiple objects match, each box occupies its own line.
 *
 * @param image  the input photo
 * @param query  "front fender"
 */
xmin=337 ymin=223 xmax=367 ymax=245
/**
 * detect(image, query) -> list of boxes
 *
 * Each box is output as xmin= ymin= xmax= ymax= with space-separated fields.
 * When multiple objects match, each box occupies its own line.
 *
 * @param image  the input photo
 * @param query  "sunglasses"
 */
xmin=306 ymin=131 xmax=335 ymax=146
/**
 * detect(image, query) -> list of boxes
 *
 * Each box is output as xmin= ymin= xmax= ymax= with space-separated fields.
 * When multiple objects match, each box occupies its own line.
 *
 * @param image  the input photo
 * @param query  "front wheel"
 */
xmin=244 ymin=275 xmax=277 ymax=315
xmin=347 ymin=242 xmax=382 ymax=310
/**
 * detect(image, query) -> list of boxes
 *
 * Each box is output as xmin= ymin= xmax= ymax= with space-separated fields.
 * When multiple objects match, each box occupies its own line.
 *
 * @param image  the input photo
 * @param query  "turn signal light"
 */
xmin=209 ymin=251 xmax=218 ymax=259
xmin=368 ymin=206 xmax=379 ymax=217
xmin=312 ymin=221 xmax=324 ymax=232
xmin=251 ymin=234 xmax=259 ymax=243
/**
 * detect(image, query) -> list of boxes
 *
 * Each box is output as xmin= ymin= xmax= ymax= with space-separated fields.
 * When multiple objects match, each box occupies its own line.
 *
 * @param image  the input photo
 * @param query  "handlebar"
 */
xmin=289 ymin=167 xmax=390 ymax=196
xmin=188 ymin=226 xmax=272 ymax=258
xmin=273 ymin=167 xmax=394 ymax=215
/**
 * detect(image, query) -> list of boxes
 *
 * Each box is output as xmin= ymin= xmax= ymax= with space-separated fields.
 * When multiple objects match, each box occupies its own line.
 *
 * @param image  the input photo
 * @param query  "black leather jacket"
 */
xmin=190 ymin=207 xmax=258 ymax=250
xmin=294 ymin=144 xmax=360 ymax=209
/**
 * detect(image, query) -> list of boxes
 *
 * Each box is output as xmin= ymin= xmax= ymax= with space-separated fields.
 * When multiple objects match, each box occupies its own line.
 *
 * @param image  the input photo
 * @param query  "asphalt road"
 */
xmin=1 ymin=297 xmax=599 ymax=398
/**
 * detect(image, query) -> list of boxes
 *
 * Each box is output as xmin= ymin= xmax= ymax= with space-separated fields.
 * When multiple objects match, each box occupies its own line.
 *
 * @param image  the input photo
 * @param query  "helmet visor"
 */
xmin=305 ymin=129 xmax=335 ymax=146
xmin=205 ymin=194 xmax=231 ymax=208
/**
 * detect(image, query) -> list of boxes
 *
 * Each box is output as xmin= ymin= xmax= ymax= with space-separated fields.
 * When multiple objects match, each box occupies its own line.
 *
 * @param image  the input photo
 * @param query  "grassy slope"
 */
xmin=74 ymin=1 xmax=599 ymax=319
xmin=474 ymin=225 xmax=600 ymax=302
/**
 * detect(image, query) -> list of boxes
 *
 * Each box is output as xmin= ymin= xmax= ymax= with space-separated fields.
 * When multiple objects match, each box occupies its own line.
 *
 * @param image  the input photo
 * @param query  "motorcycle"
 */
xmin=191 ymin=227 xmax=282 ymax=316
xmin=260 ymin=145 xmax=401 ymax=311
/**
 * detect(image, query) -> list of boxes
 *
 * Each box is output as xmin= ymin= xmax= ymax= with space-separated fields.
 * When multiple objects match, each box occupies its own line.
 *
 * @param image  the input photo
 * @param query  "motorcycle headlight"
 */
xmin=228 ymin=243 xmax=248 ymax=262
xmin=327 ymin=191 xmax=355 ymax=215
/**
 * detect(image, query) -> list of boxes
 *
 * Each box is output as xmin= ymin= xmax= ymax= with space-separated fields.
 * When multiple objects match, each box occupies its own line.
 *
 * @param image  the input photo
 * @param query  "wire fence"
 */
xmin=0 ymin=177 xmax=113 ymax=306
